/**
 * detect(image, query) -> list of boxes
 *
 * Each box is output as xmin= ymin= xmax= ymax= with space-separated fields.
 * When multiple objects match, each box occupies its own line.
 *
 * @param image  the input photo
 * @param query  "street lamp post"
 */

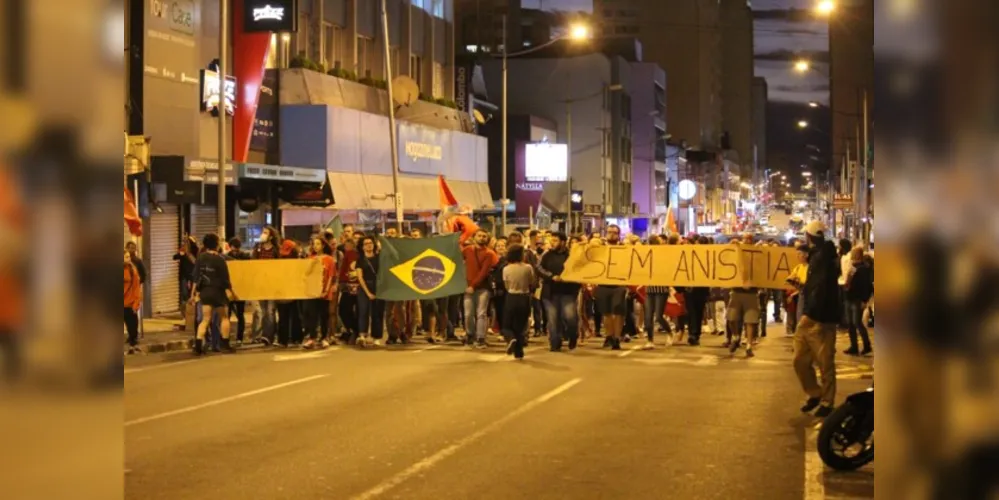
xmin=216 ymin=0 xmax=227 ymax=238
xmin=381 ymin=0 xmax=403 ymax=233
xmin=500 ymin=21 xmax=590 ymax=235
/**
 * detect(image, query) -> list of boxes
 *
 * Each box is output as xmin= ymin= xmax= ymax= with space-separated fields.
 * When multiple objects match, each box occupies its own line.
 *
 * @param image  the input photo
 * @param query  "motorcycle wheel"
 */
xmin=818 ymin=402 xmax=874 ymax=471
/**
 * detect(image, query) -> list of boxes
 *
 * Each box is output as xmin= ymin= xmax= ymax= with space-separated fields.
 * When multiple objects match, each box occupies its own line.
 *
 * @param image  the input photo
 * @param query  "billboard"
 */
xmin=524 ymin=143 xmax=568 ymax=183
xmin=243 ymin=0 xmax=298 ymax=33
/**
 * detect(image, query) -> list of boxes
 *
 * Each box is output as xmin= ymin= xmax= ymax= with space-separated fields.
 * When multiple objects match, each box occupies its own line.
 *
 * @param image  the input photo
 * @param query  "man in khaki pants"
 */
xmin=794 ymin=220 xmax=842 ymax=418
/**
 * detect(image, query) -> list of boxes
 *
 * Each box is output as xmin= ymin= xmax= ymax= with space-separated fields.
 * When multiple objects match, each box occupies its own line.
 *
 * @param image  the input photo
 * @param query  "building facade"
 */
xmin=128 ymin=0 xmax=462 ymax=317
xmin=720 ymin=0 xmax=754 ymax=177
xmin=593 ymin=0 xmax=723 ymax=151
xmin=628 ymin=62 xmax=667 ymax=218
xmin=752 ymin=77 xmax=768 ymax=183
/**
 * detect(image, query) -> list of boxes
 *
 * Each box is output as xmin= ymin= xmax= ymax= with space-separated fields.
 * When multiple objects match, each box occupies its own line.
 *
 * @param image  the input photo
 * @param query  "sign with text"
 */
xmin=562 ymin=244 xmax=798 ymax=289
xmin=228 ymin=259 xmax=324 ymax=300
xmin=200 ymin=69 xmax=237 ymax=116
xmin=243 ymin=0 xmax=298 ymax=33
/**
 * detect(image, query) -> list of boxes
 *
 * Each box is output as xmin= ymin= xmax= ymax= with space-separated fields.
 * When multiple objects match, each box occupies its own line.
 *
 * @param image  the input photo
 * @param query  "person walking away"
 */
xmin=124 ymin=251 xmax=143 ymax=354
xmin=190 ymin=233 xmax=238 ymax=355
xmin=537 ymin=232 xmax=581 ymax=352
xmin=251 ymin=226 xmax=282 ymax=345
xmin=502 ymin=244 xmax=534 ymax=360
xmin=462 ymin=229 xmax=498 ymax=348
xmin=794 ymin=220 xmax=842 ymax=418
xmin=843 ymin=247 xmax=874 ymax=356
xmin=356 ymin=236 xmax=386 ymax=346
xmin=225 ymin=237 xmax=251 ymax=344
xmin=303 ymin=237 xmax=337 ymax=349
xmin=784 ymin=244 xmax=810 ymax=336
xmin=595 ymin=225 xmax=627 ymax=350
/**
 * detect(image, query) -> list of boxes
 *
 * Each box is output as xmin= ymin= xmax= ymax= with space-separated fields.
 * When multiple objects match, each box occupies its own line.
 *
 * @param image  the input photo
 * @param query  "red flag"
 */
xmin=665 ymin=207 xmax=679 ymax=235
xmin=438 ymin=175 xmax=459 ymax=209
xmin=124 ymin=186 xmax=143 ymax=237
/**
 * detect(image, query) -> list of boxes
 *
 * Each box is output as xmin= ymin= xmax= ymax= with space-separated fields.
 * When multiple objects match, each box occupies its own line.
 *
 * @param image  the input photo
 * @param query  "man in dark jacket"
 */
xmin=794 ymin=220 xmax=842 ymax=418
xmin=537 ymin=232 xmax=581 ymax=351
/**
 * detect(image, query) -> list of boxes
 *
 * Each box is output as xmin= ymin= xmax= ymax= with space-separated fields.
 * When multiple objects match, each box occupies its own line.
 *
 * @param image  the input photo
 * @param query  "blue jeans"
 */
xmin=643 ymin=293 xmax=669 ymax=342
xmin=463 ymin=288 xmax=491 ymax=342
xmin=543 ymin=294 xmax=579 ymax=350
xmin=358 ymin=293 xmax=386 ymax=339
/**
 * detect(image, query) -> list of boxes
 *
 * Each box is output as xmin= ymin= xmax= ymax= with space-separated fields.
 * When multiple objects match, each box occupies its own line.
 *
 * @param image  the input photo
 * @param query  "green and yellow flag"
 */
xmin=376 ymin=234 xmax=467 ymax=301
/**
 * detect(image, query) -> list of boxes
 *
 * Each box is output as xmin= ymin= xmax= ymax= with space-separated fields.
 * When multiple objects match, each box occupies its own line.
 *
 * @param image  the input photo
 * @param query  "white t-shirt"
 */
xmin=838 ymin=254 xmax=854 ymax=286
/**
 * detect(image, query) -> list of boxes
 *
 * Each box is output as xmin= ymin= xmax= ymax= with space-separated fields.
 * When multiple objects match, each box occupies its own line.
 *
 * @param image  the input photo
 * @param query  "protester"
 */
xmin=643 ymin=235 xmax=672 ymax=349
xmin=337 ymin=237 xmax=361 ymax=343
xmin=685 ymin=236 xmax=713 ymax=346
xmin=794 ymin=220 xmax=842 ymax=418
xmin=462 ymin=229 xmax=499 ymax=348
xmin=173 ymin=236 xmax=199 ymax=325
xmin=726 ymin=234 xmax=761 ymax=358
xmin=125 ymin=242 xmax=147 ymax=285
xmin=225 ymin=237 xmax=251 ymax=343
xmin=303 ymin=237 xmax=337 ymax=350
xmin=356 ymin=236 xmax=386 ymax=346
xmin=595 ymin=225 xmax=627 ymax=350
xmin=124 ymin=250 xmax=142 ymax=354
xmin=190 ymin=233 xmax=237 ymax=355
xmin=785 ymin=244 xmax=810 ymax=336
xmin=502 ymin=244 xmax=534 ymax=360
xmin=251 ymin=226 xmax=282 ymax=345
xmin=490 ymin=237 xmax=509 ymax=339
xmin=843 ymin=246 xmax=874 ymax=356
xmin=538 ymin=232 xmax=580 ymax=351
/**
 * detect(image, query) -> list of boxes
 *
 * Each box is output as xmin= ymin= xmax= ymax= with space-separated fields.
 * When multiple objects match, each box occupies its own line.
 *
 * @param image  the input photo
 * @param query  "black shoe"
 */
xmin=800 ymin=398 xmax=821 ymax=413
xmin=814 ymin=405 xmax=834 ymax=418
xmin=550 ymin=347 xmax=561 ymax=353
xmin=730 ymin=339 xmax=741 ymax=354
xmin=688 ymin=338 xmax=700 ymax=346
xmin=843 ymin=348 xmax=860 ymax=356
xmin=611 ymin=338 xmax=622 ymax=351
xmin=603 ymin=338 xmax=611 ymax=348
xmin=506 ymin=340 xmax=517 ymax=355
xmin=193 ymin=339 xmax=204 ymax=356
xmin=568 ymin=338 xmax=578 ymax=350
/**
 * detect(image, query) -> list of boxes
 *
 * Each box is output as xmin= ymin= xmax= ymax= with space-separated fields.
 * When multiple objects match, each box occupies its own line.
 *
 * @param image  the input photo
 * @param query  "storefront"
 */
xmin=278 ymin=105 xmax=492 ymax=234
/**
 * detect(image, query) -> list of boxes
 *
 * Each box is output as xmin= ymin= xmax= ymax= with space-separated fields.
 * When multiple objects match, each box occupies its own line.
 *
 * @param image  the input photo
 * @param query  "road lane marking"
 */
xmin=804 ymin=426 xmax=826 ymax=500
xmin=273 ymin=348 xmax=340 ymax=362
xmin=618 ymin=346 xmax=642 ymax=358
xmin=411 ymin=345 xmax=442 ymax=353
xmin=350 ymin=377 xmax=582 ymax=500
xmin=695 ymin=355 xmax=720 ymax=366
xmin=124 ymin=359 xmax=200 ymax=375
xmin=125 ymin=374 xmax=329 ymax=427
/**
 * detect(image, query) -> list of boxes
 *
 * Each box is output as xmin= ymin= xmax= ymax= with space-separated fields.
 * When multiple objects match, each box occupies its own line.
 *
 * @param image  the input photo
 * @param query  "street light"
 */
xmin=816 ymin=0 xmax=835 ymax=16
xmin=797 ymin=120 xmax=809 ymax=129
xmin=803 ymin=171 xmax=813 ymax=177
xmin=501 ymin=19 xmax=590 ymax=234
xmin=808 ymin=101 xmax=819 ymax=108
xmin=794 ymin=60 xmax=811 ymax=73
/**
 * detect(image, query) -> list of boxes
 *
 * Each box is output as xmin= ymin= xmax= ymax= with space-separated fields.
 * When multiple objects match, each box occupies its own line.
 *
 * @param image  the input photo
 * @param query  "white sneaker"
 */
xmin=642 ymin=341 xmax=655 ymax=350
xmin=664 ymin=333 xmax=674 ymax=347
xmin=374 ymin=339 xmax=384 ymax=347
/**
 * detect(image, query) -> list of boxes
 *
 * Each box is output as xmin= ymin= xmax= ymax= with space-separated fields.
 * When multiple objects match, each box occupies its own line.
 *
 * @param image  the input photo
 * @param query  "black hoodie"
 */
xmin=803 ymin=238 xmax=841 ymax=324
xmin=538 ymin=247 xmax=580 ymax=298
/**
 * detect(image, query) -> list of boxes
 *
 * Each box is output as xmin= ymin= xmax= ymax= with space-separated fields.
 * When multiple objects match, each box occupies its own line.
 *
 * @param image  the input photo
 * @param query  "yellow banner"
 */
xmin=562 ymin=244 xmax=798 ymax=289
xmin=228 ymin=259 xmax=325 ymax=301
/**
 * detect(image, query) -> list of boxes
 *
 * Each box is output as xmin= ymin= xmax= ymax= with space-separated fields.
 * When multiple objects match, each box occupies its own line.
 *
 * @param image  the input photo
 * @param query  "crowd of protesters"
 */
xmin=125 ymin=218 xmax=873 ymax=415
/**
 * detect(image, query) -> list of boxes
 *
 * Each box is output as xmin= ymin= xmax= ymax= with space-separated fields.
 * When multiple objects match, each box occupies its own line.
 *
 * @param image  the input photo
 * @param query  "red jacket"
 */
xmin=462 ymin=245 xmax=498 ymax=289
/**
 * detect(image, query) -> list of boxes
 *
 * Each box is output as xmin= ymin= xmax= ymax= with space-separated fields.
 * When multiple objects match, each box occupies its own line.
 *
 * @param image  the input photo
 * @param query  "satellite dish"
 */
xmin=391 ymin=76 xmax=419 ymax=107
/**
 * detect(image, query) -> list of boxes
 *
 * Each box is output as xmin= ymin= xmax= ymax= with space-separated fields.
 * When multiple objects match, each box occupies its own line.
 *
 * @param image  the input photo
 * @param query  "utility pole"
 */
xmin=566 ymin=100 xmax=573 ymax=232
xmin=217 ymin=0 xmax=228 ymax=238
xmin=381 ymin=0 xmax=403 ymax=233
xmin=501 ymin=15 xmax=508 ymax=234
xmin=861 ymin=89 xmax=870 ymax=248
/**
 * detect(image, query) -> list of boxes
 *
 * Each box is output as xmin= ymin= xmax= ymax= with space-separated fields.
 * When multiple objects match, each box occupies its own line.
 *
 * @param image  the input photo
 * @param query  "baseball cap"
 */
xmin=804 ymin=220 xmax=827 ymax=237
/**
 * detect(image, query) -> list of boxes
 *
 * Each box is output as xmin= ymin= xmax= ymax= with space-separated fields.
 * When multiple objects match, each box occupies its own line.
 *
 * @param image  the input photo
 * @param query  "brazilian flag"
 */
xmin=376 ymin=234 xmax=467 ymax=301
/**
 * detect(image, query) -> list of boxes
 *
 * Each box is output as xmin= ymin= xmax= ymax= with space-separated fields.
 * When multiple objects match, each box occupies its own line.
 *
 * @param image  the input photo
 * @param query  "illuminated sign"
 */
xmin=570 ymin=190 xmax=584 ymax=212
xmin=200 ymin=66 xmax=237 ymax=116
xmin=243 ymin=0 xmax=298 ymax=33
xmin=525 ymin=143 xmax=568 ymax=182
xmin=253 ymin=5 xmax=285 ymax=21
xmin=405 ymin=141 xmax=443 ymax=161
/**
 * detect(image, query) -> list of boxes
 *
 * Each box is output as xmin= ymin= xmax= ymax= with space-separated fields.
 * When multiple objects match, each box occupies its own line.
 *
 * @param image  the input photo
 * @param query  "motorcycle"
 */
xmin=818 ymin=385 xmax=874 ymax=471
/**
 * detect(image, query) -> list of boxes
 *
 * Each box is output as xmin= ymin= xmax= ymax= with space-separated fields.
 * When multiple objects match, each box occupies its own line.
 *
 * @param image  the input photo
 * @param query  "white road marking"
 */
xmin=804 ymin=426 xmax=826 ymax=500
xmin=695 ymin=355 xmax=720 ymax=366
xmin=411 ymin=345 xmax=442 ymax=353
xmin=618 ymin=346 xmax=642 ymax=358
xmin=273 ymin=348 xmax=340 ymax=362
xmin=124 ymin=359 xmax=200 ymax=375
xmin=125 ymin=374 xmax=330 ymax=427
xmin=350 ymin=378 xmax=583 ymax=500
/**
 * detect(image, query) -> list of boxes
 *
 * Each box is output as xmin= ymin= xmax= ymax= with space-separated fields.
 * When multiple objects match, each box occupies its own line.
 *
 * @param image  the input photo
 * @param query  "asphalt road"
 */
xmin=125 ymin=332 xmax=874 ymax=500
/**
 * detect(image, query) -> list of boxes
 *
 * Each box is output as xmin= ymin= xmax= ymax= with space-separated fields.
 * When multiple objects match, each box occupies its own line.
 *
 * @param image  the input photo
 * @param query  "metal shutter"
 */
xmin=149 ymin=204 xmax=180 ymax=315
xmin=191 ymin=204 xmax=218 ymax=243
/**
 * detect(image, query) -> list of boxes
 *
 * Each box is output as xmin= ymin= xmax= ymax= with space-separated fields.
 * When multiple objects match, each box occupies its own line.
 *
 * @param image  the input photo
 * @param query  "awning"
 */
xmin=448 ymin=180 xmax=495 ymax=211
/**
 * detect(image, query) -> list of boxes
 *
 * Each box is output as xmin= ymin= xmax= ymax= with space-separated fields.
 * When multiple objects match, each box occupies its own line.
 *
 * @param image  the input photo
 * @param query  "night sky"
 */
xmin=536 ymin=0 xmax=830 ymax=104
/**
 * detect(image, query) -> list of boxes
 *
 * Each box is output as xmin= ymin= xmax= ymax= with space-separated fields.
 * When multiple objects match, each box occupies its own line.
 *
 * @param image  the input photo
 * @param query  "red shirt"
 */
xmin=462 ymin=245 xmax=498 ymax=289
